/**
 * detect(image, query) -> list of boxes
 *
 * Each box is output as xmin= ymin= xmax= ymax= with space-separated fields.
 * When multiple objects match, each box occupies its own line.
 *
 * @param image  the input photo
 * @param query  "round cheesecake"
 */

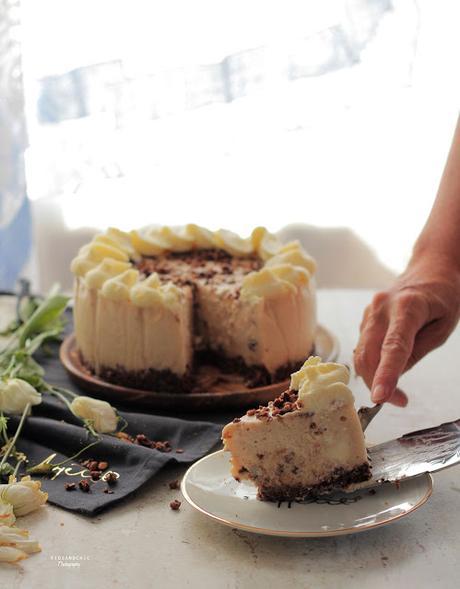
xmin=70 ymin=225 xmax=317 ymax=393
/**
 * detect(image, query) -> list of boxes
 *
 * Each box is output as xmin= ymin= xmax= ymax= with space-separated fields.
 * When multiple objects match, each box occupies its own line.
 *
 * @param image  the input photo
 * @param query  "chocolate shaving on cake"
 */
xmin=245 ymin=390 xmax=302 ymax=420
xmin=136 ymin=249 xmax=261 ymax=288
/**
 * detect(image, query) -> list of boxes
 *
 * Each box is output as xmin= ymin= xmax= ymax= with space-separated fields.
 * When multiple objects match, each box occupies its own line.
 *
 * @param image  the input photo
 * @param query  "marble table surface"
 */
xmin=2 ymin=289 xmax=460 ymax=589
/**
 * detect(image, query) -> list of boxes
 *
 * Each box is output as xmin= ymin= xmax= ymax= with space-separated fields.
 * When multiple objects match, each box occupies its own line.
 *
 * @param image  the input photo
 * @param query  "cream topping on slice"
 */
xmin=290 ymin=356 xmax=351 ymax=401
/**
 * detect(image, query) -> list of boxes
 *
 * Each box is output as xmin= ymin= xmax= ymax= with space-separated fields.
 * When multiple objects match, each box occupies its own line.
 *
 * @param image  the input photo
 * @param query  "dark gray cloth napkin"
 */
xmin=11 ymin=396 xmax=221 ymax=516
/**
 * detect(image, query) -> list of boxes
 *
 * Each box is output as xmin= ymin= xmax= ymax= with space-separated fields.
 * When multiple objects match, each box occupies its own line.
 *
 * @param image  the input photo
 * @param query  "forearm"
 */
xmin=412 ymin=117 xmax=460 ymax=271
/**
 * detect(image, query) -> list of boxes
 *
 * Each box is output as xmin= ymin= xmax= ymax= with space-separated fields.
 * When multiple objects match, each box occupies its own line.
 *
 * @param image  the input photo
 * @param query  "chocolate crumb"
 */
xmin=135 ymin=434 xmax=152 ymax=447
xmin=232 ymin=418 xmax=241 ymax=423
xmin=103 ymin=488 xmax=114 ymax=494
xmin=65 ymin=483 xmax=76 ymax=491
xmin=105 ymin=472 xmax=118 ymax=485
xmin=256 ymin=453 xmax=264 ymax=459
xmin=169 ymin=479 xmax=180 ymax=490
xmin=368 ymin=489 xmax=377 ymax=495
xmin=154 ymin=441 xmax=172 ymax=453
xmin=78 ymin=480 xmax=90 ymax=493
xmin=340 ymin=416 xmax=347 ymax=422
xmin=90 ymin=471 xmax=102 ymax=481
xmin=170 ymin=499 xmax=181 ymax=511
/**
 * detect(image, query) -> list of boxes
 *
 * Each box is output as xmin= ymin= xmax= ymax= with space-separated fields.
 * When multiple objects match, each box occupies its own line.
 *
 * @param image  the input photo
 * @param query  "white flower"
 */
xmin=0 ymin=525 xmax=41 ymax=563
xmin=0 ymin=545 xmax=27 ymax=563
xmin=70 ymin=396 xmax=118 ymax=433
xmin=0 ymin=525 xmax=40 ymax=554
xmin=0 ymin=502 xmax=15 ymax=527
xmin=0 ymin=379 xmax=42 ymax=415
xmin=0 ymin=476 xmax=48 ymax=517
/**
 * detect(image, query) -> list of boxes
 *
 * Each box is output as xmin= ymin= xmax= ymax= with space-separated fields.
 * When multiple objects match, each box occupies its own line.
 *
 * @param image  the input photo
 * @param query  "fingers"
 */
xmin=371 ymin=292 xmax=427 ymax=403
xmin=354 ymin=294 xmax=389 ymax=389
xmin=404 ymin=319 xmax=451 ymax=372
xmin=387 ymin=387 xmax=409 ymax=407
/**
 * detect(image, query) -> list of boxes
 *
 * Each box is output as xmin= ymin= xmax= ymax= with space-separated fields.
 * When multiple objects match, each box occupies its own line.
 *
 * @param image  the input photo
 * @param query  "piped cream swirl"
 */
xmin=290 ymin=356 xmax=351 ymax=402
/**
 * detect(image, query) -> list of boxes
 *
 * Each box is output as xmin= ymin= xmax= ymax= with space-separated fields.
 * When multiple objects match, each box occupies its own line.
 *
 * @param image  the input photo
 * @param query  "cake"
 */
xmin=222 ymin=357 xmax=371 ymax=500
xmin=70 ymin=225 xmax=317 ymax=393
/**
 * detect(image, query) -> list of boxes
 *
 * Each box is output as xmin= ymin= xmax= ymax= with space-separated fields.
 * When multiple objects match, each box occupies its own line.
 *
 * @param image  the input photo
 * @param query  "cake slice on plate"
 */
xmin=222 ymin=356 xmax=371 ymax=501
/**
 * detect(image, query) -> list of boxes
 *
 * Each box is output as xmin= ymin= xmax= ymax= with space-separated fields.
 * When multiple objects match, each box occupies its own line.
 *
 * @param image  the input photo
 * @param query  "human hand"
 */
xmin=354 ymin=254 xmax=460 ymax=406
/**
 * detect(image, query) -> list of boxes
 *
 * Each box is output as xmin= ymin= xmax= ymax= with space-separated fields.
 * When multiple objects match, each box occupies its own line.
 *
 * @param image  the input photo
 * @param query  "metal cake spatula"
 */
xmin=357 ymin=413 xmax=460 ymax=485
xmin=358 ymin=403 xmax=383 ymax=431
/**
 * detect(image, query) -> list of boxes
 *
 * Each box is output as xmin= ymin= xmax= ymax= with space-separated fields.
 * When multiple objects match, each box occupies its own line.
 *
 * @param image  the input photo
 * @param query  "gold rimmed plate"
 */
xmin=59 ymin=325 xmax=339 ymax=412
xmin=181 ymin=450 xmax=433 ymax=537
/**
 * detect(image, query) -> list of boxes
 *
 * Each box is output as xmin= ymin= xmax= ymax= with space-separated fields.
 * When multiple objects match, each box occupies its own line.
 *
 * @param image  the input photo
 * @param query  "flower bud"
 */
xmin=0 ymin=379 xmax=41 ymax=415
xmin=70 ymin=396 xmax=118 ymax=433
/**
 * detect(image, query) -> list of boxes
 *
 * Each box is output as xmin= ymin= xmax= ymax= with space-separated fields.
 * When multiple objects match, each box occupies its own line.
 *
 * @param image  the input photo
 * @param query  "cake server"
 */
xmin=358 ymin=403 xmax=383 ymax=431
xmin=364 ymin=418 xmax=460 ymax=485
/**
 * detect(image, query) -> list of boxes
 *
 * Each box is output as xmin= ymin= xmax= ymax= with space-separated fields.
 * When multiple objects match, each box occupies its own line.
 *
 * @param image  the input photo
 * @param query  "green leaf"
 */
xmin=18 ymin=290 xmax=69 ymax=347
xmin=18 ymin=296 xmax=40 ymax=324
xmin=13 ymin=353 xmax=45 ymax=381
xmin=26 ymin=326 xmax=64 ymax=355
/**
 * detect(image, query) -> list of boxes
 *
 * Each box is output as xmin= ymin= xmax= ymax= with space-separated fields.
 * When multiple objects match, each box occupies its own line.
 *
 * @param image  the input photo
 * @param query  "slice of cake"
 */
xmin=70 ymin=225 xmax=317 ymax=393
xmin=222 ymin=357 xmax=371 ymax=500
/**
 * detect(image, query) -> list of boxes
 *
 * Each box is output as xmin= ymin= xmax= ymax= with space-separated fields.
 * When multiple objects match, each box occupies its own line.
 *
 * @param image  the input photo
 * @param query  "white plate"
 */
xmin=181 ymin=450 xmax=433 ymax=537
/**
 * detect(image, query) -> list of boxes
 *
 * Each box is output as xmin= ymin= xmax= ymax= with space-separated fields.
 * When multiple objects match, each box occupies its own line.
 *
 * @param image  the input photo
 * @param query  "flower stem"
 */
xmin=45 ymin=386 xmax=75 ymax=412
xmin=0 ymin=412 xmax=8 ymax=444
xmin=12 ymin=458 xmax=25 ymax=478
xmin=53 ymin=440 xmax=100 ymax=468
xmin=27 ymin=439 xmax=100 ymax=474
xmin=1 ymin=354 xmax=16 ymax=379
xmin=0 ymin=403 xmax=30 ymax=472
xmin=49 ymin=385 xmax=78 ymax=400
